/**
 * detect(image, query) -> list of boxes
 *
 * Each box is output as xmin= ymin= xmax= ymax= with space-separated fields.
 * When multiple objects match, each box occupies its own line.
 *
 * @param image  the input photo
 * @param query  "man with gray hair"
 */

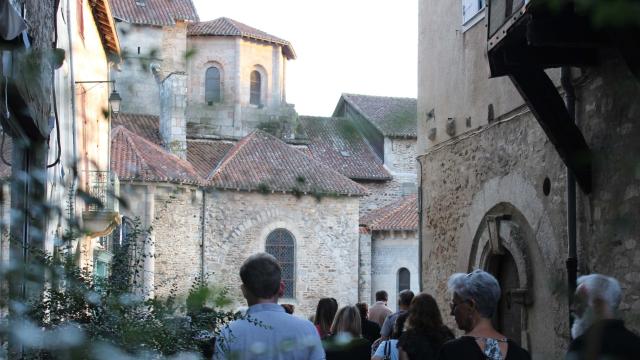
xmin=567 ymin=273 xmax=640 ymax=360
xmin=214 ymin=253 xmax=325 ymax=359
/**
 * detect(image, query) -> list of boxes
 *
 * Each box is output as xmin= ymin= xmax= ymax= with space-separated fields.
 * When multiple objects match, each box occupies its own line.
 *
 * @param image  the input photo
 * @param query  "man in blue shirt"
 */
xmin=214 ymin=253 xmax=325 ymax=360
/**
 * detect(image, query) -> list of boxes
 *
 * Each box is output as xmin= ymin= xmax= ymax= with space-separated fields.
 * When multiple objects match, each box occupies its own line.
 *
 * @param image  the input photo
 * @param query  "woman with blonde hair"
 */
xmin=323 ymin=305 xmax=370 ymax=360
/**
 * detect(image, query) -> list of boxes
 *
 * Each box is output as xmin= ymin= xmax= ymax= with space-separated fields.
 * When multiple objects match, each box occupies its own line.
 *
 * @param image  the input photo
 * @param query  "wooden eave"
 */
xmin=90 ymin=0 xmax=121 ymax=59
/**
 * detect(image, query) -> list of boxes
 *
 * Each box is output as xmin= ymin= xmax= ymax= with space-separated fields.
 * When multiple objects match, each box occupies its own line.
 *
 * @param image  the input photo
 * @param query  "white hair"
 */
xmin=448 ymin=269 xmax=501 ymax=318
xmin=576 ymin=274 xmax=622 ymax=311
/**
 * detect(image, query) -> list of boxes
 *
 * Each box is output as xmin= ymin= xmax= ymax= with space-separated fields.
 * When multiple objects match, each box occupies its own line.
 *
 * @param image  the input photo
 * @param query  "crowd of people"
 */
xmin=213 ymin=253 xmax=640 ymax=360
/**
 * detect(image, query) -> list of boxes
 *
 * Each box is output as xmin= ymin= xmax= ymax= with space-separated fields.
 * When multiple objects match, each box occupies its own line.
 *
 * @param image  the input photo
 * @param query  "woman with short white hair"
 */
xmin=437 ymin=270 xmax=531 ymax=360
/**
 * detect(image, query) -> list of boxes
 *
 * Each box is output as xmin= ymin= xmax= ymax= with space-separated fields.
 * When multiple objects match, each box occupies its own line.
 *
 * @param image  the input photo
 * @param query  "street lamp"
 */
xmin=108 ymin=89 xmax=122 ymax=115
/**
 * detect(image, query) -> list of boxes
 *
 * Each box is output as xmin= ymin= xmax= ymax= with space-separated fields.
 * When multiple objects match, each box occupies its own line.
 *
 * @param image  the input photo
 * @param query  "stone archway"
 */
xmin=469 ymin=204 xmax=534 ymax=348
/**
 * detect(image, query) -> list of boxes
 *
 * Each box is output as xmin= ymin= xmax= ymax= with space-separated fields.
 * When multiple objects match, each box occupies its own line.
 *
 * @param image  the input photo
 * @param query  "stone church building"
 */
xmin=104 ymin=0 xmax=419 ymax=315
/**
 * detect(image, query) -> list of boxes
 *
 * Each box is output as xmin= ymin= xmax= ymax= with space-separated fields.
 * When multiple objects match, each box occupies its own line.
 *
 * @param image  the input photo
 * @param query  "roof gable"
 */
xmin=299 ymin=116 xmax=390 ymax=181
xmin=210 ymin=130 xmax=367 ymax=196
xmin=187 ymin=17 xmax=296 ymax=59
xmin=110 ymin=0 xmax=199 ymax=26
xmin=187 ymin=140 xmax=235 ymax=179
xmin=335 ymin=94 xmax=417 ymax=138
xmin=361 ymin=195 xmax=418 ymax=231
xmin=111 ymin=126 xmax=202 ymax=184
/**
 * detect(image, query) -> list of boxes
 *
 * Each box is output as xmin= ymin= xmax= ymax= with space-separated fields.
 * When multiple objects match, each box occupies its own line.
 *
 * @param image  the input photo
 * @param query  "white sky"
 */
xmin=192 ymin=0 xmax=418 ymax=116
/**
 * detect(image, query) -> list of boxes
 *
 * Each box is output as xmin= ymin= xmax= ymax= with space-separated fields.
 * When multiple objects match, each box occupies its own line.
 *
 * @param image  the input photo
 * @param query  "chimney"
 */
xmin=159 ymin=73 xmax=187 ymax=159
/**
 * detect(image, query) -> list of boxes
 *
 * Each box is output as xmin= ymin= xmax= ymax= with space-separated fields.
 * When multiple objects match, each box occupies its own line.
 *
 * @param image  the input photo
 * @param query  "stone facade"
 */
xmin=370 ymin=230 xmax=419 ymax=311
xmin=159 ymin=73 xmax=188 ymax=158
xmin=112 ymin=23 xmax=163 ymax=116
xmin=418 ymin=1 xmax=640 ymax=358
xmin=120 ymin=183 xmax=361 ymax=317
xmin=204 ymin=191 xmax=360 ymax=316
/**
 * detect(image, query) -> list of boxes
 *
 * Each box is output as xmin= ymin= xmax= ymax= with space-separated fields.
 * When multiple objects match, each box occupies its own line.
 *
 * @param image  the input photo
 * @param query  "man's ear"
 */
xmin=277 ymin=280 xmax=285 ymax=298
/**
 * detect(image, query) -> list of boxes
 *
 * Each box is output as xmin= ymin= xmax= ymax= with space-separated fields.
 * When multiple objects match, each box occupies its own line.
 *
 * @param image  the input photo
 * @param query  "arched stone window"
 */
xmin=398 ymin=267 xmax=410 ymax=293
xmin=266 ymin=228 xmax=295 ymax=298
xmin=250 ymin=70 xmax=262 ymax=105
xmin=205 ymin=66 xmax=221 ymax=105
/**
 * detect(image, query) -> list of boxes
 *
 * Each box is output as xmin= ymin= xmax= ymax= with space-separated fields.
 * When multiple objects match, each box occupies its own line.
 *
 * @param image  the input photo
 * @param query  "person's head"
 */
xmin=406 ymin=293 xmax=446 ymax=334
xmin=391 ymin=311 xmax=409 ymax=339
xmin=448 ymin=270 xmax=501 ymax=332
xmin=330 ymin=305 xmax=362 ymax=338
xmin=239 ymin=253 xmax=283 ymax=304
xmin=398 ymin=290 xmax=415 ymax=310
xmin=315 ymin=298 xmax=339 ymax=334
xmin=281 ymin=303 xmax=295 ymax=314
xmin=375 ymin=290 xmax=389 ymax=303
xmin=571 ymin=274 xmax=622 ymax=338
xmin=355 ymin=302 xmax=369 ymax=320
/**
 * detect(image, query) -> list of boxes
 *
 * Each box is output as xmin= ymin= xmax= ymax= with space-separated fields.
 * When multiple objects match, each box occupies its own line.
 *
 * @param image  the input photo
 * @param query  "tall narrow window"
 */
xmin=266 ymin=229 xmax=295 ymax=298
xmin=398 ymin=268 xmax=410 ymax=292
xmin=205 ymin=67 xmax=221 ymax=105
xmin=250 ymin=70 xmax=261 ymax=105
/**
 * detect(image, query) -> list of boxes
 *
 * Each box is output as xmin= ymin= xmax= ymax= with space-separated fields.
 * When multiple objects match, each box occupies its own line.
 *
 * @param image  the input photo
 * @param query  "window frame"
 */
xmin=265 ymin=228 xmax=296 ymax=299
xmin=462 ymin=0 xmax=486 ymax=31
xmin=204 ymin=66 xmax=222 ymax=105
xmin=250 ymin=70 xmax=262 ymax=106
xmin=398 ymin=267 xmax=411 ymax=293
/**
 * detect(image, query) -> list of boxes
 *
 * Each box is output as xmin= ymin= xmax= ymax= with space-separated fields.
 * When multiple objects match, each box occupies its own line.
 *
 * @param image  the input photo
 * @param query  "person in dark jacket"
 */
xmin=566 ymin=274 xmax=640 ymax=360
xmin=437 ymin=270 xmax=531 ymax=360
xmin=398 ymin=293 xmax=454 ymax=359
xmin=355 ymin=302 xmax=380 ymax=344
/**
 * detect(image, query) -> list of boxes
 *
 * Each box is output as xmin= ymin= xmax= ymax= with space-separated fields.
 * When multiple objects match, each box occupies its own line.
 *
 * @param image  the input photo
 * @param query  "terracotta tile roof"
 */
xmin=210 ymin=130 xmax=367 ymax=196
xmin=187 ymin=139 xmax=235 ymax=179
xmin=110 ymin=0 xmax=199 ymax=26
xmin=111 ymin=126 xmax=202 ymax=184
xmin=361 ymin=195 xmax=418 ymax=231
xmin=188 ymin=17 xmax=296 ymax=59
xmin=113 ymin=113 xmax=162 ymax=145
xmin=335 ymin=94 xmax=417 ymax=138
xmin=0 ymin=135 xmax=11 ymax=180
xmin=299 ymin=116 xmax=391 ymax=181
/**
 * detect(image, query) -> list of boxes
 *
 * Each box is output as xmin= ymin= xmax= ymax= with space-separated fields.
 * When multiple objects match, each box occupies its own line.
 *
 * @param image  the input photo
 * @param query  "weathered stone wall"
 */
xmin=359 ymin=179 xmax=407 ymax=216
xmin=112 ymin=23 xmax=163 ymax=116
xmin=204 ymin=190 xmax=360 ymax=317
xmin=574 ymin=56 xmax=640 ymax=326
xmin=152 ymin=186 xmax=203 ymax=298
xmin=358 ymin=231 xmax=372 ymax=303
xmin=419 ymin=112 xmax=570 ymax=359
xmin=159 ymin=73 xmax=188 ymax=158
xmin=384 ymin=138 xmax=417 ymax=176
xmin=370 ymin=230 xmax=419 ymax=311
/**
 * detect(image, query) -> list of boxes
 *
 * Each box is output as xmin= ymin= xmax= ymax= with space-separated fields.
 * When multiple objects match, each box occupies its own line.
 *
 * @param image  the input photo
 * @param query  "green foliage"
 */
xmin=257 ymin=182 xmax=271 ymax=194
xmin=1 ymin=219 xmax=238 ymax=359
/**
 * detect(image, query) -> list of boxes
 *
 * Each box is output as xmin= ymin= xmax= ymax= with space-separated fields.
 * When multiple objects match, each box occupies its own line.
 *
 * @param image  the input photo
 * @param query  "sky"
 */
xmin=192 ymin=0 xmax=418 ymax=117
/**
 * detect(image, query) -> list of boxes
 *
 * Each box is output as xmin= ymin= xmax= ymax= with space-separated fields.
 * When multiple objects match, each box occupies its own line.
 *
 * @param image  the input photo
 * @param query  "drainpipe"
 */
xmin=561 ymin=66 xmax=577 ymax=334
xmin=200 ymin=188 xmax=206 ymax=278
xmin=66 ymin=0 xmax=78 ymax=217
xmin=417 ymin=157 xmax=423 ymax=292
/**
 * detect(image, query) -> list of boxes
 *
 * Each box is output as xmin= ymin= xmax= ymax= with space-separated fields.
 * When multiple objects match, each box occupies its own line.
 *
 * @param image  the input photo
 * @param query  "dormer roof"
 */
xmin=334 ymin=94 xmax=417 ymax=139
xmin=188 ymin=17 xmax=296 ymax=59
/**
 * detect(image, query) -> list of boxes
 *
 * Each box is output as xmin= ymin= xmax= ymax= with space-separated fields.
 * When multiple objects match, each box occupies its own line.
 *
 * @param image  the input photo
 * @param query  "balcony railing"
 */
xmin=85 ymin=171 xmax=119 ymax=212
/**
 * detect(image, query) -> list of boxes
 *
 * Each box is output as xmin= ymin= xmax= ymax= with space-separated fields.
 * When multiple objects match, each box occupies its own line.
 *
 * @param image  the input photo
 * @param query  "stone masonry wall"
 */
xmin=112 ymin=24 xmax=163 ymax=116
xmin=419 ymin=112 xmax=570 ymax=359
xmin=160 ymin=73 xmax=188 ymax=158
xmin=151 ymin=186 xmax=203 ymax=298
xmin=370 ymin=230 xmax=419 ymax=311
xmin=574 ymin=56 xmax=640 ymax=326
xmin=204 ymin=191 xmax=360 ymax=317
xmin=359 ymin=179 xmax=406 ymax=217
xmin=384 ymin=138 xmax=417 ymax=176
xmin=358 ymin=231 xmax=372 ymax=303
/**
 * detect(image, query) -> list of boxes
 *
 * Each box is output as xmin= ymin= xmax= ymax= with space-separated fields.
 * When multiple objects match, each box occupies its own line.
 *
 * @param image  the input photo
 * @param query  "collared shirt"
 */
xmin=214 ymin=303 xmax=325 ymax=360
xmin=368 ymin=301 xmax=393 ymax=327
xmin=380 ymin=310 xmax=407 ymax=337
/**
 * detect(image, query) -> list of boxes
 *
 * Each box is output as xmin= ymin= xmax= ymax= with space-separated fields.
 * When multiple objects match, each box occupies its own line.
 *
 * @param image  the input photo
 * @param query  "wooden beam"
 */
xmin=509 ymin=68 xmax=592 ymax=193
